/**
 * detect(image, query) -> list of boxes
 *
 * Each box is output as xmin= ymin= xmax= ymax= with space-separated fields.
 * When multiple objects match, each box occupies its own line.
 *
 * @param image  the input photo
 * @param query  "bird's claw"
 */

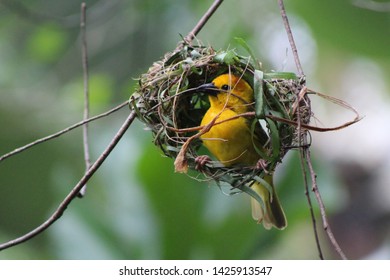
xmin=255 ymin=159 xmax=270 ymax=174
xmin=195 ymin=155 xmax=211 ymax=171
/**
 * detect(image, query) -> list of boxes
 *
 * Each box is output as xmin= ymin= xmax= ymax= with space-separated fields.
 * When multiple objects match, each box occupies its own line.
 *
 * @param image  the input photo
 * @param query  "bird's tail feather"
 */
xmin=251 ymin=175 xmax=287 ymax=230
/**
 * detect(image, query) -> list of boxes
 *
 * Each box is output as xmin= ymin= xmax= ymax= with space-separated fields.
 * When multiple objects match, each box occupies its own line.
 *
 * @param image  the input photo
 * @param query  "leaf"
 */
xmin=165 ymin=51 xmax=183 ymax=66
xmin=234 ymin=37 xmax=262 ymax=69
xmin=266 ymin=118 xmax=281 ymax=161
xmin=253 ymin=175 xmax=273 ymax=196
xmin=253 ymin=70 xmax=264 ymax=118
xmin=264 ymin=72 xmax=298 ymax=80
xmin=239 ymin=183 xmax=266 ymax=212
xmin=213 ymin=50 xmax=237 ymax=65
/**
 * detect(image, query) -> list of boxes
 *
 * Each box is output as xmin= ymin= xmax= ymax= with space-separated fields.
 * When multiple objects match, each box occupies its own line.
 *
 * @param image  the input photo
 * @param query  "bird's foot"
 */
xmin=195 ymin=155 xmax=211 ymax=171
xmin=255 ymin=159 xmax=270 ymax=174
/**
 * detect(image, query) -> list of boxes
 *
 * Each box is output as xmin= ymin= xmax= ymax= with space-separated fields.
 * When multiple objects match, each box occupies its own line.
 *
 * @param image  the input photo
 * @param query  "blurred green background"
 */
xmin=1 ymin=0 xmax=389 ymax=260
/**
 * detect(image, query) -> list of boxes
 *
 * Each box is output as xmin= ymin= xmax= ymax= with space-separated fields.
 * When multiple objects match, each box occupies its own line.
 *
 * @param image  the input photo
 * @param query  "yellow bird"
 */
xmin=198 ymin=73 xmax=287 ymax=230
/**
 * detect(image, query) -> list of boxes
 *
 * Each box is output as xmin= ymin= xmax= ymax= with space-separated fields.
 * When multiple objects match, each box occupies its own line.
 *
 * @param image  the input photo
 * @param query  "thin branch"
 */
xmin=277 ymin=0 xmax=304 ymax=76
xmin=0 ymin=0 xmax=224 ymax=251
xmin=0 ymin=101 xmax=129 ymax=162
xmin=299 ymin=148 xmax=324 ymax=259
xmin=183 ymin=0 xmax=224 ymax=44
xmin=278 ymin=0 xmax=348 ymax=259
xmin=79 ymin=2 xmax=90 ymax=197
xmin=305 ymin=149 xmax=348 ymax=260
xmin=0 ymin=111 xmax=137 ymax=251
xmin=295 ymin=86 xmax=324 ymax=259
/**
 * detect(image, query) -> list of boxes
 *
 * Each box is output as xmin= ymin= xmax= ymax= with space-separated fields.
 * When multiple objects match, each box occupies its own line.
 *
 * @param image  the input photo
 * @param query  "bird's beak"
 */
xmin=196 ymin=82 xmax=218 ymax=95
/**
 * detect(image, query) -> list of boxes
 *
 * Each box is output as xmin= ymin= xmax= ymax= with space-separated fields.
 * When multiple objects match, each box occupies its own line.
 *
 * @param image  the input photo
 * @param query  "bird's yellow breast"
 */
xmin=200 ymin=104 xmax=259 ymax=166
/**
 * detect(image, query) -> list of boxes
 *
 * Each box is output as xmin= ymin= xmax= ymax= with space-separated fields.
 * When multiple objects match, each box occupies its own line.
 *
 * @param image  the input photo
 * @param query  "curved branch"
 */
xmin=0 ymin=0 xmax=226 ymax=252
xmin=183 ymin=0 xmax=224 ymax=43
xmin=0 ymin=101 xmax=129 ymax=162
xmin=0 ymin=110 xmax=137 ymax=251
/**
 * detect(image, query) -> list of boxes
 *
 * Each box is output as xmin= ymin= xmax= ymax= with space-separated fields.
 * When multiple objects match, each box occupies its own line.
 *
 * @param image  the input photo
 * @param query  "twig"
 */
xmin=183 ymin=0 xmax=224 ymax=44
xmin=0 ymin=101 xmax=129 ymax=162
xmin=278 ymin=0 xmax=348 ymax=259
xmin=305 ymin=149 xmax=348 ymax=260
xmin=299 ymin=148 xmax=324 ymax=259
xmin=79 ymin=2 xmax=90 ymax=197
xmin=0 ymin=0 xmax=224 ymax=251
xmin=0 ymin=111 xmax=137 ymax=251
xmin=294 ymin=86 xmax=324 ymax=259
xmin=277 ymin=0 xmax=304 ymax=76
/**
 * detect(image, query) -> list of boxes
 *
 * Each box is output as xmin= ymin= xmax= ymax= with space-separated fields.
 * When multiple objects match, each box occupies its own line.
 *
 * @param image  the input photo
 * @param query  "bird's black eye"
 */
xmin=221 ymin=84 xmax=230 ymax=91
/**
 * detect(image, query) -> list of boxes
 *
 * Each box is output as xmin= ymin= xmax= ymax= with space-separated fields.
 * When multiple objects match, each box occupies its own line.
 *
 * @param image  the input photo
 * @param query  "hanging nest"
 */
xmin=130 ymin=42 xmax=310 ymax=194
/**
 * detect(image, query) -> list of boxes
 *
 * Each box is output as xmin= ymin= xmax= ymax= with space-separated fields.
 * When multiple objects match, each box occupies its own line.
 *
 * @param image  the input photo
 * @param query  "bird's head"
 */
xmin=197 ymin=73 xmax=254 ymax=113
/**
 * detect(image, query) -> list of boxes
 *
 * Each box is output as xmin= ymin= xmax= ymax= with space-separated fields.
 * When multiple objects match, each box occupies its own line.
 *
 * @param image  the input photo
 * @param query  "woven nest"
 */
xmin=130 ymin=42 xmax=310 ymax=193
